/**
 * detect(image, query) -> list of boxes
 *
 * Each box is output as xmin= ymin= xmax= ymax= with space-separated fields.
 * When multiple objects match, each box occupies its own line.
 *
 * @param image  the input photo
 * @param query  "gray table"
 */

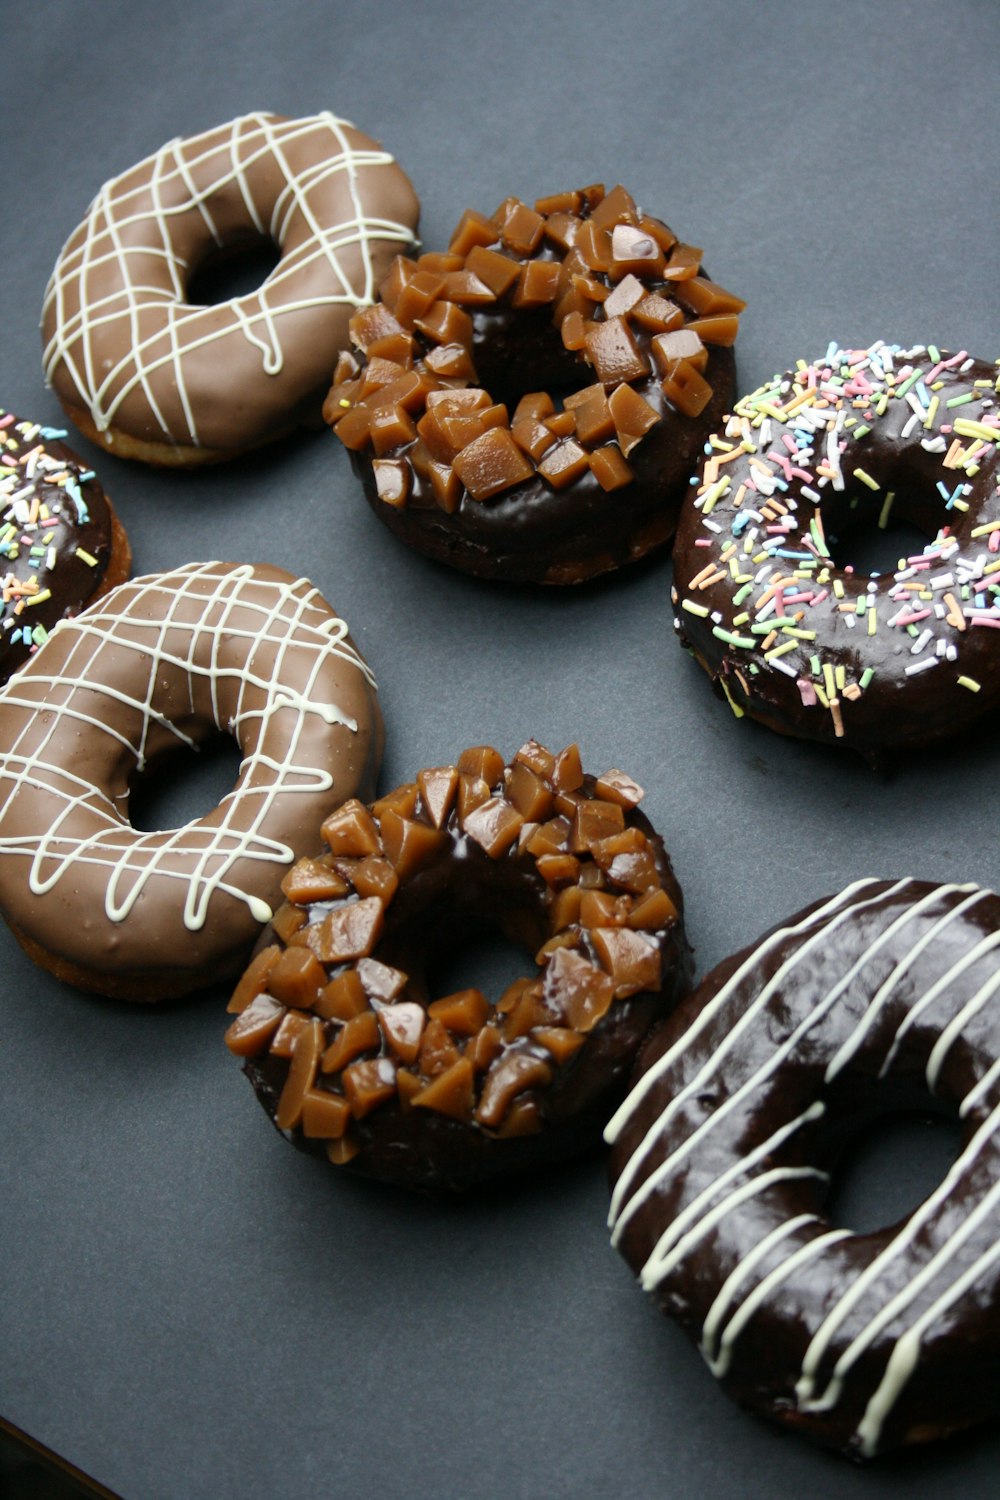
xmin=2 ymin=2 xmax=999 ymax=1496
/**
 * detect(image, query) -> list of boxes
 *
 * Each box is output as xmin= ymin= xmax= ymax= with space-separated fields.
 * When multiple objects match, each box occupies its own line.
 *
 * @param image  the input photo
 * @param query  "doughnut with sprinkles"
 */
xmin=41 ymin=112 xmax=419 ymax=465
xmin=671 ymin=343 xmax=1000 ymax=754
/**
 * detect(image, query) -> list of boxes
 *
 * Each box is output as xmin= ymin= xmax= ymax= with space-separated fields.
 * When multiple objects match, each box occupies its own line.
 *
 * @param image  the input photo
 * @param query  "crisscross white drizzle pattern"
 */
xmin=606 ymin=878 xmax=1000 ymax=1455
xmin=41 ymin=112 xmax=415 ymax=445
xmin=0 ymin=561 xmax=374 ymax=930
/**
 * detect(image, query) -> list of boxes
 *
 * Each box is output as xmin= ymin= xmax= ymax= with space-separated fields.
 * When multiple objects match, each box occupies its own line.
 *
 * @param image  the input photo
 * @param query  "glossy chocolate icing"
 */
xmin=0 ymin=562 xmax=382 ymax=999
xmin=672 ymin=343 xmax=1000 ymax=752
xmin=230 ymin=743 xmax=691 ymax=1191
xmin=41 ymin=113 xmax=419 ymax=463
xmin=607 ymin=878 xmax=1000 ymax=1457
xmin=0 ymin=411 xmax=126 ymax=679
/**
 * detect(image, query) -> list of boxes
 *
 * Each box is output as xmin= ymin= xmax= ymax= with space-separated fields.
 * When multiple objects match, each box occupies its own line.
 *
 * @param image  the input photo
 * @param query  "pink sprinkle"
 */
xmin=940 ymin=350 xmax=968 ymax=369
xmin=990 ymin=531 xmax=1000 ymax=554
xmin=894 ymin=608 xmax=932 ymax=627
xmin=812 ymin=588 xmax=829 ymax=606
xmin=774 ymin=587 xmax=787 ymax=616
xmin=970 ymin=616 xmax=1000 ymax=629
xmin=694 ymin=538 xmax=711 ymax=547
xmin=0 ymin=414 xmax=14 ymax=429
xmin=797 ymin=677 xmax=817 ymax=706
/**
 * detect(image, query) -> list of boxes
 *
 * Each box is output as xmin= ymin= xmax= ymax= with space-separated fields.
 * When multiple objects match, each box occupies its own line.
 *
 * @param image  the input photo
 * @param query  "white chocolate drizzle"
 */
xmin=41 ymin=112 xmax=416 ymax=447
xmin=607 ymin=878 xmax=1000 ymax=1455
xmin=0 ymin=562 xmax=375 ymax=932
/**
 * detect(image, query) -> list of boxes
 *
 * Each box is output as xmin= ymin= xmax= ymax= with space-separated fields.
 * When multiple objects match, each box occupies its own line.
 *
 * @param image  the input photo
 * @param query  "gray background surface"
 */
xmin=2 ymin=1 xmax=999 ymax=1496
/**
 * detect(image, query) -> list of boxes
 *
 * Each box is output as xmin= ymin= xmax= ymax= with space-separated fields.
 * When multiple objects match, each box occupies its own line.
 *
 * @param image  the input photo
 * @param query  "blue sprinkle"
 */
xmin=39 ymin=426 xmax=68 ymax=440
xmin=64 ymin=477 xmax=89 ymax=523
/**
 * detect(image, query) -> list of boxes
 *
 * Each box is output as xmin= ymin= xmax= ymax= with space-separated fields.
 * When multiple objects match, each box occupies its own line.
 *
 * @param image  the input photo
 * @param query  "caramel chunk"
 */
xmin=301 ymin=1089 xmax=352 ymax=1140
xmin=463 ymin=797 xmax=524 ymax=858
xmin=515 ymin=739 xmax=556 ymax=780
xmin=512 ymin=260 xmax=561 ymax=307
xmin=266 ymin=946 xmax=328 ymax=1009
xmin=411 ymin=1056 xmax=476 ymax=1120
xmin=315 ymin=969 xmax=369 ymax=1022
xmin=661 ymin=359 xmax=713 ymax=418
xmin=627 ymin=887 xmax=679 ymax=931
xmin=590 ymin=184 xmax=639 ymax=230
xmin=548 ymin=884 xmax=583 ymax=932
xmin=688 ymin=314 xmax=740 ymax=347
xmin=591 ymin=927 xmax=662 ymax=997
xmin=444 ymin=270 xmax=498 ymax=306
xmin=275 ymin=1018 xmax=324 ymax=1130
xmin=476 ymin=1051 xmax=553 ymax=1128
xmin=321 ymin=800 xmax=382 ymax=858
xmin=594 ymin=770 xmax=644 ymax=808
xmin=603 ymin=273 xmax=646 ymax=320
xmin=536 ymin=853 xmax=581 ymax=887
xmin=342 ymin=1057 xmax=398 ymax=1118
xmin=395 ymin=269 xmax=447 ymax=327
xmin=575 ymin=220 xmax=613 ymax=273
xmin=271 ymin=901 xmax=307 ymax=945
xmin=351 ymin=855 xmax=399 ymax=907
xmin=610 ymin=224 xmax=665 ymax=279
xmin=269 ymin=1009 xmax=310 ymax=1059
xmin=533 ymin=1026 xmax=586 ymax=1064
xmin=224 ymin=992 xmax=286 ymax=1056
xmin=227 ymin=943 xmax=281 ymax=1014
xmin=505 ymin=761 xmax=554 ymax=822
xmin=584 ymin=316 xmax=650 ymax=386
xmin=422 ymin=343 xmax=477 ymax=380
xmin=357 ymin=957 xmax=408 ymax=1003
xmin=552 ymin=744 xmax=584 ymax=793
xmin=661 ymin=242 xmax=704 ymax=280
xmin=448 ymin=208 xmax=499 ymax=256
xmin=589 ymin=445 xmax=633 ymax=492
xmin=467 ymin=1024 xmax=504 ymax=1073
xmin=608 ymin=384 xmax=659 ymax=457
xmin=372 ymin=783 xmax=419 ymax=820
xmin=377 ymin=1001 xmax=426 ymax=1064
xmin=458 ymin=745 xmax=505 ymax=785
xmin=452 ymin=427 xmax=534 ymax=501
xmin=673 ymin=276 xmax=746 ymax=315
xmin=312 ymin=897 xmax=385 ymax=963
xmin=569 ymin=799 xmax=625 ymax=852
xmin=652 ymin=328 xmax=706 ymax=374
xmin=418 ymin=1017 xmax=462 ymax=1077
xmin=497 ymin=200 xmax=545 ymax=255
xmin=379 ymin=809 xmax=445 ymax=879
xmin=414 ymin=300 xmax=473 ymax=348
xmin=281 ymin=857 xmax=349 ymax=906
xmin=320 ymin=1010 xmax=380 ymax=1074
xmin=465 ymin=244 xmax=522 ymax=296
xmin=542 ymin=947 xmax=616 ymax=1031
xmin=538 ymin=439 xmax=590 ymax=491
xmin=511 ymin=415 xmax=557 ymax=462
xmin=417 ymin=764 xmax=459 ymax=828
xmin=371 ymin=458 xmax=412 ymax=507
xmin=427 ymin=988 xmax=490 ymax=1035
xmin=630 ymin=294 xmax=684 ymax=333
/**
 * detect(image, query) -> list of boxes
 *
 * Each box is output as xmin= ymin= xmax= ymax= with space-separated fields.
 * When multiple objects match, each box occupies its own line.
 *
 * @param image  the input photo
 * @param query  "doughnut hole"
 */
xmin=186 ymin=235 xmax=281 ymax=307
xmin=826 ymin=514 xmax=933 ymax=580
xmin=127 ymin=734 xmax=244 ymax=833
xmin=822 ymin=1102 xmax=964 ymax=1236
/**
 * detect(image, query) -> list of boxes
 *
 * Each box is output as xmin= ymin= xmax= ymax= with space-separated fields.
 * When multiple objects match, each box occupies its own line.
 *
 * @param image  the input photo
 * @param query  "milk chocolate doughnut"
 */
xmin=42 ymin=112 xmax=419 ymax=465
xmin=672 ymin=341 xmax=1000 ymax=754
xmin=0 ymin=562 xmax=382 ymax=1000
xmin=0 ymin=410 xmax=130 ymax=681
xmin=226 ymin=741 xmax=690 ymax=1190
xmin=607 ymin=878 xmax=1000 ymax=1458
xmin=326 ymin=184 xmax=742 ymax=583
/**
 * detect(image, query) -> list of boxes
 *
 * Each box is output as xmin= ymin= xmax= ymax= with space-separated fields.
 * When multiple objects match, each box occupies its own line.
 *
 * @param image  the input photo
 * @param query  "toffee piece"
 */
xmin=326 ymin=185 xmax=743 ymax=583
xmin=227 ymin=741 xmax=690 ymax=1190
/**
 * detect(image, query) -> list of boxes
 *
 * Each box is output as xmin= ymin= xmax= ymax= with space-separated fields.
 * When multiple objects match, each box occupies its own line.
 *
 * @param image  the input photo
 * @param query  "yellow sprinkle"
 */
xmin=338 ymin=399 xmax=351 ymax=408
xmin=835 ymin=664 xmax=846 ymax=691
xmin=878 ymin=491 xmax=895 ymax=529
xmin=954 ymin=418 xmax=1000 ymax=444
xmin=814 ymin=682 xmax=830 ymax=709
xmin=75 ymin=547 xmax=98 ymax=567
xmin=833 ymin=578 xmax=845 ymax=599
xmin=733 ymin=611 xmax=750 ymax=627
xmin=922 ymin=395 xmax=939 ymax=430
xmin=681 ymin=598 xmax=710 ymax=617
xmin=957 ymin=676 xmax=981 ymax=692
xmin=765 ymin=638 xmax=798 ymax=661
xmin=823 ymin=662 xmax=836 ymax=698
xmin=720 ymin=679 xmax=745 ymax=718
xmin=868 ymin=607 xmax=877 ymax=636
xmin=970 ymin=519 xmax=1000 ymax=538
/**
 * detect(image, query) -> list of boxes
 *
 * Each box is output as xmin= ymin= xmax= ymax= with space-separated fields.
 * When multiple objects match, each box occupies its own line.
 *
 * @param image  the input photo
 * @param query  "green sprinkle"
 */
xmin=860 ymin=667 xmax=875 ymax=689
xmin=853 ymin=467 xmax=880 ymax=491
xmin=894 ymin=368 xmax=923 ymax=399
xmin=712 ymin=626 xmax=755 ymax=649
xmin=946 ymin=392 xmax=974 ymax=409
xmin=928 ymin=345 xmax=941 ymax=363
xmin=733 ymin=583 xmax=753 ymax=606
xmin=810 ymin=654 xmax=821 ymax=677
xmin=853 ymin=425 xmax=871 ymax=439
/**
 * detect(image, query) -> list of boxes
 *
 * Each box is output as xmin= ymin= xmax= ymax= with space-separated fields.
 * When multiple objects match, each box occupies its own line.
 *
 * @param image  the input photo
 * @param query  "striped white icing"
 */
xmin=41 ymin=112 xmax=416 ymax=448
xmin=0 ymin=561 xmax=374 ymax=932
xmin=607 ymin=879 xmax=1000 ymax=1456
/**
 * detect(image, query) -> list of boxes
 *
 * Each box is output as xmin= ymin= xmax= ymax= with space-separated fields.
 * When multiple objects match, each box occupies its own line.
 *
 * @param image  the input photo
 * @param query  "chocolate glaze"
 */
xmin=0 ymin=562 xmax=382 ymax=999
xmin=231 ymin=744 xmax=691 ymax=1191
xmin=0 ymin=412 xmax=128 ymax=680
xmin=607 ymin=878 xmax=1000 ymax=1458
xmin=42 ymin=113 xmax=419 ymax=463
xmin=672 ymin=342 xmax=1000 ymax=753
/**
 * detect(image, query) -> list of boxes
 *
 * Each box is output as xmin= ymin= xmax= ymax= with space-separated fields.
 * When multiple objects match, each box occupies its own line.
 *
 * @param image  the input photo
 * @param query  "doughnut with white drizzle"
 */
xmin=0 ymin=561 xmax=382 ymax=999
xmin=607 ymin=878 xmax=1000 ymax=1457
xmin=41 ymin=112 xmax=419 ymax=464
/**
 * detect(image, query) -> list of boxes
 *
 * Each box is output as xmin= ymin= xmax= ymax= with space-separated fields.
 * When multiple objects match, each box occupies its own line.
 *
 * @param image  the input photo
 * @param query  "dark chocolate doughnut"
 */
xmin=226 ymin=741 xmax=690 ymax=1190
xmin=325 ymin=185 xmax=742 ymax=583
xmin=42 ymin=113 xmax=419 ymax=465
xmin=672 ymin=342 xmax=1000 ymax=753
xmin=0 ymin=411 xmax=130 ymax=681
xmin=607 ymin=878 xmax=1000 ymax=1458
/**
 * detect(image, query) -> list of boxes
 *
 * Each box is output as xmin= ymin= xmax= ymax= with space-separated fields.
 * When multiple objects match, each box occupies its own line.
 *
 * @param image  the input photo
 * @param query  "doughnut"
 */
xmin=225 ymin=741 xmax=690 ymax=1191
xmin=671 ymin=341 xmax=1000 ymax=754
xmin=41 ymin=112 xmax=419 ymax=466
xmin=0 ymin=411 xmax=130 ymax=681
xmin=324 ymin=184 xmax=743 ymax=583
xmin=606 ymin=877 xmax=1000 ymax=1458
xmin=0 ymin=561 xmax=382 ymax=1000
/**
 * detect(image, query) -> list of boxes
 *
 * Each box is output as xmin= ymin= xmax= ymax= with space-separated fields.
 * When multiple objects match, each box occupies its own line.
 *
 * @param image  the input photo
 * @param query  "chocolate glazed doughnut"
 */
xmin=672 ymin=341 xmax=1000 ymax=754
xmin=226 ymin=741 xmax=690 ymax=1191
xmin=326 ymin=184 xmax=742 ymax=583
xmin=0 ymin=411 xmax=130 ymax=680
xmin=0 ymin=562 xmax=382 ymax=1000
xmin=607 ymin=878 xmax=1000 ymax=1458
xmin=41 ymin=112 xmax=419 ymax=465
